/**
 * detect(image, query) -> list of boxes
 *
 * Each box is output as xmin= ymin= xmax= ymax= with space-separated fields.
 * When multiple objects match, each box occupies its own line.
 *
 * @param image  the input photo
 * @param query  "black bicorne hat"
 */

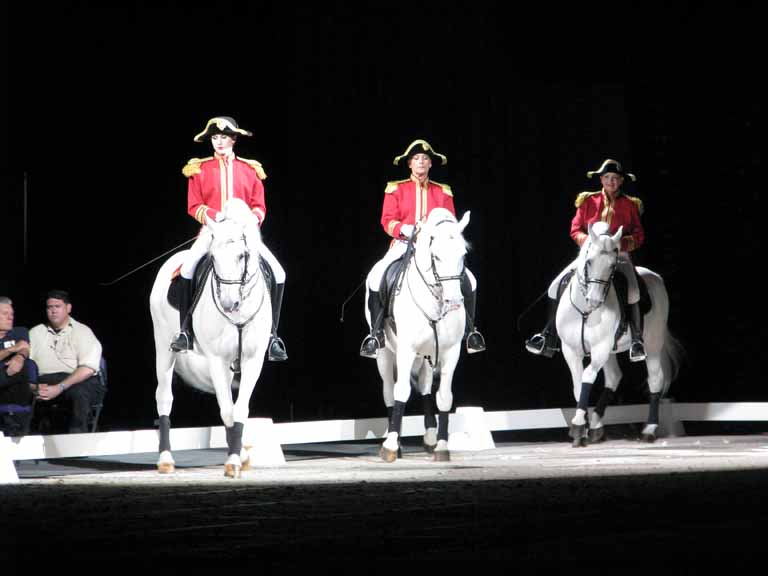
xmin=193 ymin=116 xmax=253 ymax=143
xmin=587 ymin=159 xmax=637 ymax=182
xmin=393 ymin=139 xmax=448 ymax=166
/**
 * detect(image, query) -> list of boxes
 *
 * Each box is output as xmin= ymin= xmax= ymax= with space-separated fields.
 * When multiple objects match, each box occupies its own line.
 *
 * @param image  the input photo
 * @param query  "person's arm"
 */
xmin=36 ymin=366 xmax=97 ymax=401
xmin=621 ymin=198 xmax=645 ymax=252
xmin=1 ymin=329 xmax=30 ymax=376
xmin=381 ymin=184 xmax=407 ymax=239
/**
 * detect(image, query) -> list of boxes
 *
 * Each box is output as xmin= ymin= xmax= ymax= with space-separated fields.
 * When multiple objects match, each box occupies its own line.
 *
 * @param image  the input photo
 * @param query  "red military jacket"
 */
xmin=381 ymin=176 xmax=456 ymax=239
xmin=570 ymin=190 xmax=645 ymax=252
xmin=182 ymin=154 xmax=267 ymax=225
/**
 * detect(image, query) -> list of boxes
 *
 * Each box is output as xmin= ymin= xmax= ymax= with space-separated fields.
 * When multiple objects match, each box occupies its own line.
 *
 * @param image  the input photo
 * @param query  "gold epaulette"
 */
xmin=431 ymin=180 xmax=453 ymax=197
xmin=239 ymin=157 xmax=267 ymax=180
xmin=575 ymin=190 xmax=601 ymax=208
xmin=182 ymin=157 xmax=211 ymax=178
xmin=626 ymin=194 xmax=644 ymax=215
xmin=385 ymin=179 xmax=409 ymax=194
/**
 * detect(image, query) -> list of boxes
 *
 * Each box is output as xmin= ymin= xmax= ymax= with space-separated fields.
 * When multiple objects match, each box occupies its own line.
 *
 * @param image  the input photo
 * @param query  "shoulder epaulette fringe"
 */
xmin=575 ymin=191 xmax=601 ymax=208
xmin=239 ymin=157 xmax=267 ymax=180
xmin=385 ymin=179 xmax=409 ymax=194
xmin=626 ymin=194 xmax=644 ymax=215
xmin=182 ymin=157 xmax=211 ymax=178
xmin=431 ymin=180 xmax=453 ymax=197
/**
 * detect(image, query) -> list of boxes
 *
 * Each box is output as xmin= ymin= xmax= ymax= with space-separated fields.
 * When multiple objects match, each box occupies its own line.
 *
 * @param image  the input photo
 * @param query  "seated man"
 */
xmin=0 ymin=296 xmax=34 ymax=436
xmin=29 ymin=290 xmax=105 ymax=434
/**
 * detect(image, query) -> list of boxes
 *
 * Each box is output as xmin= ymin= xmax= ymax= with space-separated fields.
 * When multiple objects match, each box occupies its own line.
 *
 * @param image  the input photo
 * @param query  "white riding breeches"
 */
xmin=367 ymin=241 xmax=476 ymax=292
xmin=181 ymin=229 xmax=286 ymax=284
xmin=548 ymin=252 xmax=639 ymax=304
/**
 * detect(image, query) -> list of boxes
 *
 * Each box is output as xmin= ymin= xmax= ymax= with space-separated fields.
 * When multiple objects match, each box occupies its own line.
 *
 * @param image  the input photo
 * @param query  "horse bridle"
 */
xmin=209 ymin=234 xmax=266 ymax=326
xmin=572 ymin=240 xmax=619 ymax=314
xmin=569 ymin=238 xmax=619 ymax=356
xmin=409 ymin=219 xmax=465 ymax=321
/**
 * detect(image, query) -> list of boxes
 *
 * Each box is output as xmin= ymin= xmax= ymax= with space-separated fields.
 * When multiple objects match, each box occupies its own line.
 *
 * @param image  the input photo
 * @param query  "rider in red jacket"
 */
xmin=360 ymin=139 xmax=486 ymax=358
xmin=525 ymin=159 xmax=647 ymax=362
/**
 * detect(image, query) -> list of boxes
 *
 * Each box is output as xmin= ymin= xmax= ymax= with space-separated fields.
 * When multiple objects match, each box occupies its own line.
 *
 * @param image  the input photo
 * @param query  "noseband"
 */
xmin=571 ymin=238 xmax=619 ymax=315
xmin=209 ymin=234 xmax=265 ymax=325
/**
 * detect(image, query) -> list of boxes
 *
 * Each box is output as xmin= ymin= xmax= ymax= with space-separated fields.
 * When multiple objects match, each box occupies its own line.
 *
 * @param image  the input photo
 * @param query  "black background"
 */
xmin=3 ymin=1 xmax=762 ymax=431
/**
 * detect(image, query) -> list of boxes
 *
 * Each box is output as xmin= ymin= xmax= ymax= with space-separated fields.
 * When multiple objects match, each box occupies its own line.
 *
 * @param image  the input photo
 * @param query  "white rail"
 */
xmin=3 ymin=402 xmax=768 ymax=484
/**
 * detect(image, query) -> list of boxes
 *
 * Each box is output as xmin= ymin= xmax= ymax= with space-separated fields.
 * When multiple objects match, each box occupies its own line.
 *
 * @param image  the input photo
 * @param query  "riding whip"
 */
xmin=339 ymin=277 xmax=367 ymax=323
xmin=98 ymin=236 xmax=197 ymax=286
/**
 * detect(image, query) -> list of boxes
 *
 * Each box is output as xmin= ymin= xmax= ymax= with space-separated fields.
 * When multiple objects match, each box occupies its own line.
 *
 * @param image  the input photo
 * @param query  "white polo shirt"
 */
xmin=29 ymin=317 xmax=102 ymax=375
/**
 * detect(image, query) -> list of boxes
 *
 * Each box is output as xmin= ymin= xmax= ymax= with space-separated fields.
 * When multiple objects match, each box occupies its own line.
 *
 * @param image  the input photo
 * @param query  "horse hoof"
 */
xmin=572 ymin=437 xmax=588 ymax=448
xmin=639 ymin=433 xmax=657 ymax=444
xmin=423 ymin=443 xmax=436 ymax=454
xmin=380 ymin=446 xmax=398 ymax=463
xmin=224 ymin=463 xmax=242 ymax=478
xmin=157 ymin=462 xmax=175 ymax=474
xmin=588 ymin=427 xmax=605 ymax=443
xmin=433 ymin=450 xmax=450 ymax=462
xmin=240 ymin=446 xmax=252 ymax=471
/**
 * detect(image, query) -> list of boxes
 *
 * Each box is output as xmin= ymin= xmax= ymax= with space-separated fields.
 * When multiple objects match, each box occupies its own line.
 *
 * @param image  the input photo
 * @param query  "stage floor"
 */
xmin=4 ymin=432 xmax=768 ymax=572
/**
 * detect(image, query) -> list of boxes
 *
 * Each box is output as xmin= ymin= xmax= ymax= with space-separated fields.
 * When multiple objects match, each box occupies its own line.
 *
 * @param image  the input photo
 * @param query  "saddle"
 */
xmin=375 ymin=255 xmax=412 ymax=335
xmin=167 ymin=255 xmax=214 ymax=311
xmin=167 ymin=255 xmax=275 ymax=311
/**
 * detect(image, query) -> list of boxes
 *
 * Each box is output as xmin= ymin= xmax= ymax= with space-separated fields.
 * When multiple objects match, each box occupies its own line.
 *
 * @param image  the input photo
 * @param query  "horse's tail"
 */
xmin=661 ymin=328 xmax=686 ymax=397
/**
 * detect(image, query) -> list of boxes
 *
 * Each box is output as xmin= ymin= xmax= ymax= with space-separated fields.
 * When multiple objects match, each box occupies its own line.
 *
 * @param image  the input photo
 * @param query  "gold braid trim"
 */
xmin=385 ymin=179 xmax=409 ymax=194
xmin=431 ymin=180 xmax=453 ymax=197
xmin=239 ymin=157 xmax=267 ymax=180
xmin=626 ymin=195 xmax=644 ymax=215
xmin=575 ymin=190 xmax=601 ymax=208
xmin=195 ymin=205 xmax=209 ymax=224
xmin=182 ymin=157 xmax=211 ymax=178
xmin=387 ymin=220 xmax=400 ymax=235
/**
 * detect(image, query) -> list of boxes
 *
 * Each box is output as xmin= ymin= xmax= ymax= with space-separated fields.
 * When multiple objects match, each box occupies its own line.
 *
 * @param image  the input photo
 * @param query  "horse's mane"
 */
xmin=221 ymin=198 xmax=263 ymax=246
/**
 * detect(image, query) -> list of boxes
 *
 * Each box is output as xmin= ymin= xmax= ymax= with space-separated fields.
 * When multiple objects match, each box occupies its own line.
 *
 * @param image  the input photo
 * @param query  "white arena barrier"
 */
xmin=3 ymin=402 xmax=768 ymax=484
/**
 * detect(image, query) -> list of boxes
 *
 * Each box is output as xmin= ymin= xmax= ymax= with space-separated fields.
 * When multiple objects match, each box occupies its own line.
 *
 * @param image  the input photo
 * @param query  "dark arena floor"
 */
xmin=3 ymin=427 xmax=768 ymax=574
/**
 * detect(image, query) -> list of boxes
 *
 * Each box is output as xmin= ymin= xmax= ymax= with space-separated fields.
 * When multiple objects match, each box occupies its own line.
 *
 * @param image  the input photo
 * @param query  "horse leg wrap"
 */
xmin=577 ymin=382 xmax=593 ymax=412
xmin=422 ymin=394 xmax=437 ymax=430
xmin=158 ymin=415 xmax=171 ymax=453
xmin=437 ymin=411 xmax=450 ymax=442
xmin=648 ymin=392 xmax=661 ymax=425
xmin=595 ymin=388 xmax=615 ymax=418
xmin=389 ymin=401 xmax=406 ymax=436
xmin=227 ymin=422 xmax=244 ymax=456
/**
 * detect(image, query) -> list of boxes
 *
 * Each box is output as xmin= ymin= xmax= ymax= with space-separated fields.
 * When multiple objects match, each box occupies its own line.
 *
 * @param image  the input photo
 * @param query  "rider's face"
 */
xmin=409 ymin=153 xmax=432 ymax=179
xmin=211 ymin=134 xmax=236 ymax=156
xmin=600 ymin=173 xmax=624 ymax=196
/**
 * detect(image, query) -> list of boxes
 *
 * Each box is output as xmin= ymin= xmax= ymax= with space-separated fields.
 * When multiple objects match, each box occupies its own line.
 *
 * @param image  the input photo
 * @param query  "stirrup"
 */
xmin=268 ymin=336 xmax=288 ymax=362
xmin=360 ymin=333 xmax=383 ymax=359
xmin=466 ymin=330 xmax=486 ymax=354
xmin=525 ymin=333 xmax=557 ymax=358
xmin=630 ymin=340 xmax=647 ymax=362
xmin=170 ymin=332 xmax=192 ymax=352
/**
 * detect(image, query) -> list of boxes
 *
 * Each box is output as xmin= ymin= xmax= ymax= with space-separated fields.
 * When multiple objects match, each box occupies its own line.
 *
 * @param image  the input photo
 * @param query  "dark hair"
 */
xmin=46 ymin=289 xmax=71 ymax=304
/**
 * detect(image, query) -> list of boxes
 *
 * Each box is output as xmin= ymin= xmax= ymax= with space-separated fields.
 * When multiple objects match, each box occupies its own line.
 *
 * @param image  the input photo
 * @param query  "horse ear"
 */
xmin=458 ymin=211 xmax=470 ymax=232
xmin=611 ymin=225 xmax=623 ymax=245
xmin=204 ymin=214 xmax=218 ymax=234
xmin=588 ymin=223 xmax=600 ymax=244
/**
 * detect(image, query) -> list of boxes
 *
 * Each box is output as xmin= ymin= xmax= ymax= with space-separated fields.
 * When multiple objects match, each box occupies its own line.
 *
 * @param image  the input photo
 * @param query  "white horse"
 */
xmin=367 ymin=208 xmax=470 ymax=462
xmin=557 ymin=221 xmax=683 ymax=446
xmin=149 ymin=198 xmax=272 ymax=477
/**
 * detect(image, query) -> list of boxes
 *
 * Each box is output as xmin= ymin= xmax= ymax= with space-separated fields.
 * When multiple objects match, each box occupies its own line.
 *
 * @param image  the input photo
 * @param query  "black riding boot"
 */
xmin=268 ymin=283 xmax=288 ymax=362
xmin=525 ymin=296 xmax=560 ymax=357
xmin=170 ymin=277 xmax=194 ymax=352
xmin=461 ymin=274 xmax=486 ymax=353
xmin=360 ymin=290 xmax=385 ymax=358
xmin=628 ymin=302 xmax=647 ymax=362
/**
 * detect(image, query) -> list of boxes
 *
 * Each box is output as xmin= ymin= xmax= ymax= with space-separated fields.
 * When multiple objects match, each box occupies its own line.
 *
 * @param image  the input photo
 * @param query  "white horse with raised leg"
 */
xmin=557 ymin=221 xmax=683 ymax=446
xmin=367 ymin=208 xmax=470 ymax=462
xmin=150 ymin=198 xmax=272 ymax=477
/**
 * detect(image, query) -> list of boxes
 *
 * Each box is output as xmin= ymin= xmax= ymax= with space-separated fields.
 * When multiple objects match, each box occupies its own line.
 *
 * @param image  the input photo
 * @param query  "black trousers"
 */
xmin=35 ymin=372 xmax=105 ymax=433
